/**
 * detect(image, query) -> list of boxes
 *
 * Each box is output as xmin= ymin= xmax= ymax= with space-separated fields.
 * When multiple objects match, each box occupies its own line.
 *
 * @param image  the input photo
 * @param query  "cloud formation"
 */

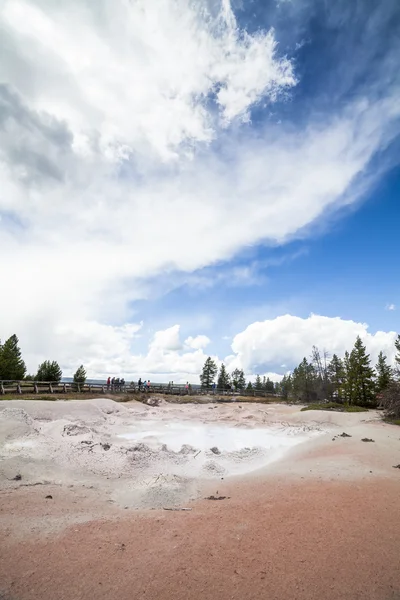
xmin=0 ymin=0 xmax=399 ymax=374
xmin=231 ymin=314 xmax=398 ymax=373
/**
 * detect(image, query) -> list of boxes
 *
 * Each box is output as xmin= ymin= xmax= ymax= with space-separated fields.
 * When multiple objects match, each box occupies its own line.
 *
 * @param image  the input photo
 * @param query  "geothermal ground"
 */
xmin=0 ymin=397 xmax=399 ymax=600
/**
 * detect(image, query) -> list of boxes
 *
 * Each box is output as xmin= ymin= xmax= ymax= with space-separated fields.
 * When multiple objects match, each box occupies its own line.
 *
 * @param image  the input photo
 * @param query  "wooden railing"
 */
xmin=0 ymin=380 xmax=278 ymax=398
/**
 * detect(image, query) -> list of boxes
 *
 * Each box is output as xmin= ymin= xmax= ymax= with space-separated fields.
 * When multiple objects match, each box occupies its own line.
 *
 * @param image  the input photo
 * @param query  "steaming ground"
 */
xmin=0 ymin=397 xmax=398 ymax=510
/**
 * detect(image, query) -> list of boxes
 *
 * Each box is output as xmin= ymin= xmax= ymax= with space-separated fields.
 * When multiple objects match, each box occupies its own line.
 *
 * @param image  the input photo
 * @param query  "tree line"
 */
xmin=0 ymin=334 xmax=87 ymax=385
xmin=200 ymin=334 xmax=400 ymax=411
xmin=200 ymin=357 xmax=276 ymax=393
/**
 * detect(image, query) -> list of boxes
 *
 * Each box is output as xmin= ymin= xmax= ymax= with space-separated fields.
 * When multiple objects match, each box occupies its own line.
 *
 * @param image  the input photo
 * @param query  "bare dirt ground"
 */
xmin=1 ymin=397 xmax=399 ymax=600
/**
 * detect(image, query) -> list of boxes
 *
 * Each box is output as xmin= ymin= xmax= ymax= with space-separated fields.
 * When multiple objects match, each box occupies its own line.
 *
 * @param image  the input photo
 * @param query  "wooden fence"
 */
xmin=0 ymin=380 xmax=278 ymax=399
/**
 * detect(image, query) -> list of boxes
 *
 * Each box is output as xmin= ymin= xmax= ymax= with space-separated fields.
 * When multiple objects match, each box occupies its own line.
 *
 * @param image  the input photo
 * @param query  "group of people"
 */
xmin=137 ymin=378 xmax=151 ymax=391
xmin=106 ymin=376 xmax=126 ymax=391
xmin=106 ymin=376 xmax=152 ymax=392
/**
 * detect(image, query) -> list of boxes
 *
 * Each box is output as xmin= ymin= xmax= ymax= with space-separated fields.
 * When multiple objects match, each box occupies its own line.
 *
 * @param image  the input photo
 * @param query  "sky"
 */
xmin=0 ymin=0 xmax=399 ymax=382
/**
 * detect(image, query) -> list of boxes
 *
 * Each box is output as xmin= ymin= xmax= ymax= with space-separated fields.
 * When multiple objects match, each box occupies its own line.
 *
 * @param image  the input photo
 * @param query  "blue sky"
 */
xmin=133 ymin=162 xmax=400 ymax=355
xmin=0 ymin=0 xmax=399 ymax=380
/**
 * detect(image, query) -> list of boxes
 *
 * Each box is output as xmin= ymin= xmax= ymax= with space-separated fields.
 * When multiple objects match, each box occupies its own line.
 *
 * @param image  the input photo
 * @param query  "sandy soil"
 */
xmin=0 ymin=398 xmax=399 ymax=600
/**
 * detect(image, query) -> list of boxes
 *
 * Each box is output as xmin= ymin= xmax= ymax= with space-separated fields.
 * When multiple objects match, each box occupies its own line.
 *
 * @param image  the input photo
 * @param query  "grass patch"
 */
xmin=301 ymin=402 xmax=368 ymax=412
xmin=384 ymin=418 xmax=400 ymax=426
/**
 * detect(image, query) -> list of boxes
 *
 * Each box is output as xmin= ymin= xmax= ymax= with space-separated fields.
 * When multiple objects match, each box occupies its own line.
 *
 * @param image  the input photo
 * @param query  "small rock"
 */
xmin=13 ymin=474 xmax=22 ymax=481
xmin=45 ymin=495 xmax=53 ymax=500
xmin=210 ymin=446 xmax=221 ymax=455
xmin=339 ymin=432 xmax=352 ymax=438
xmin=361 ymin=438 xmax=375 ymax=443
xmin=101 ymin=443 xmax=111 ymax=451
xmin=392 ymin=464 xmax=400 ymax=469
xmin=205 ymin=495 xmax=230 ymax=501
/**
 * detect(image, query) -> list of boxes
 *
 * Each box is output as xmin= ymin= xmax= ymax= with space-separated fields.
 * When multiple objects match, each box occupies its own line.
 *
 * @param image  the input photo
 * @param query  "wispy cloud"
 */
xmin=385 ymin=303 xmax=396 ymax=311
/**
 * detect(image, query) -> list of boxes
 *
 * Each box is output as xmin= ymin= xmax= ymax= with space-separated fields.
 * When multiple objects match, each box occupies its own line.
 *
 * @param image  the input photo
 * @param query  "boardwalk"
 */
xmin=0 ymin=380 xmax=276 ymax=399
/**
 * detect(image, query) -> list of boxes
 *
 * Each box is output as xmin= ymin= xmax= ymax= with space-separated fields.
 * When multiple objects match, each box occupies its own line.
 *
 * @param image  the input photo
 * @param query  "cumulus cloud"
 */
xmin=0 ymin=0 xmax=399 ymax=371
xmin=150 ymin=325 xmax=182 ymax=352
xmin=21 ymin=316 xmax=395 ymax=384
xmin=231 ymin=314 xmax=398 ymax=372
xmin=184 ymin=335 xmax=211 ymax=350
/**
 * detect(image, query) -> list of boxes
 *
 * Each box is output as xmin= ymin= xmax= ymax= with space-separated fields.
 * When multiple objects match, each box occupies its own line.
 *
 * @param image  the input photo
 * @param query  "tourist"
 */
xmin=107 ymin=376 xmax=111 ymax=390
xmin=138 ymin=378 xmax=142 ymax=391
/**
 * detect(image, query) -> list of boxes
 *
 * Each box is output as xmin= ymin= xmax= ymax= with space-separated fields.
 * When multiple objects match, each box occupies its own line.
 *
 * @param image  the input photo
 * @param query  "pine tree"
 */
xmin=36 ymin=360 xmax=63 ymax=383
xmin=292 ymin=358 xmax=316 ymax=402
xmin=264 ymin=377 xmax=275 ymax=393
xmin=200 ymin=357 xmax=217 ymax=389
xmin=0 ymin=334 xmax=26 ymax=380
xmin=278 ymin=374 xmax=292 ymax=399
xmin=231 ymin=368 xmax=246 ymax=391
xmin=246 ymin=381 xmax=253 ymax=392
xmin=327 ymin=354 xmax=345 ymax=401
xmin=342 ymin=351 xmax=351 ymax=402
xmin=217 ymin=363 xmax=230 ymax=391
xmin=254 ymin=374 xmax=263 ymax=391
xmin=394 ymin=335 xmax=400 ymax=375
xmin=346 ymin=337 xmax=376 ymax=407
xmin=73 ymin=365 xmax=87 ymax=385
xmin=375 ymin=351 xmax=393 ymax=393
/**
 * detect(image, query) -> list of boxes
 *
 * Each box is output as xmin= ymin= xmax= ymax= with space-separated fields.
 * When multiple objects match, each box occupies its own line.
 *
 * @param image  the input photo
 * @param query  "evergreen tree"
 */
xmin=292 ymin=358 xmax=316 ymax=402
xmin=73 ymin=365 xmax=87 ymax=385
xmin=278 ymin=374 xmax=292 ymax=399
xmin=394 ymin=335 xmax=400 ymax=375
xmin=264 ymin=376 xmax=275 ymax=393
xmin=327 ymin=354 xmax=345 ymax=401
xmin=231 ymin=368 xmax=246 ymax=391
xmin=36 ymin=360 xmax=63 ymax=383
xmin=200 ymin=357 xmax=218 ymax=389
xmin=375 ymin=351 xmax=393 ymax=393
xmin=0 ymin=334 xmax=26 ymax=380
xmin=254 ymin=374 xmax=263 ymax=391
xmin=342 ymin=350 xmax=354 ymax=404
xmin=345 ymin=337 xmax=376 ymax=406
xmin=246 ymin=381 xmax=253 ymax=392
xmin=217 ymin=363 xmax=230 ymax=391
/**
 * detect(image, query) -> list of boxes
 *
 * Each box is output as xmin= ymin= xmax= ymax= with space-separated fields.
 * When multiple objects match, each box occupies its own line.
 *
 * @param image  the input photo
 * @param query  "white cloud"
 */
xmin=184 ymin=335 xmax=211 ymax=350
xmin=385 ymin=303 xmax=396 ymax=311
xmin=231 ymin=314 xmax=398 ymax=371
xmin=150 ymin=325 xmax=182 ymax=352
xmin=0 ymin=0 xmax=399 ymax=371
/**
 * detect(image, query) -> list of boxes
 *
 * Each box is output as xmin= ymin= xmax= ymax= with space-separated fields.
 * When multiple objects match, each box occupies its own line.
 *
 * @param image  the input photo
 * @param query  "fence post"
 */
xmin=17 ymin=382 xmax=22 ymax=394
xmin=34 ymin=382 xmax=38 ymax=394
xmin=0 ymin=382 xmax=4 ymax=395
xmin=102 ymin=385 xmax=105 ymax=393
xmin=77 ymin=384 xmax=80 ymax=393
xmin=49 ymin=383 xmax=53 ymax=393
xmin=63 ymin=383 xmax=66 ymax=393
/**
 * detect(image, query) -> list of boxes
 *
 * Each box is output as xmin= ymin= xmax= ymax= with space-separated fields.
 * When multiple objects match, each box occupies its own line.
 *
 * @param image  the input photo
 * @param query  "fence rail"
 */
xmin=0 ymin=380 xmax=278 ymax=399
